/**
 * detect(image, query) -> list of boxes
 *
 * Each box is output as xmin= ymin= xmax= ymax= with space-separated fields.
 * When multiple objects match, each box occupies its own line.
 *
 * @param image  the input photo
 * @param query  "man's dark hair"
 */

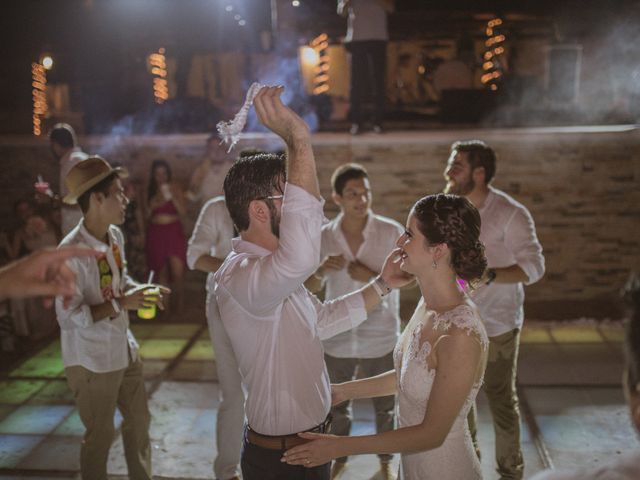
xmin=223 ymin=153 xmax=286 ymax=232
xmin=331 ymin=163 xmax=369 ymax=195
xmin=77 ymin=173 xmax=119 ymax=214
xmin=451 ymin=140 xmax=496 ymax=184
xmin=49 ymin=123 xmax=77 ymax=149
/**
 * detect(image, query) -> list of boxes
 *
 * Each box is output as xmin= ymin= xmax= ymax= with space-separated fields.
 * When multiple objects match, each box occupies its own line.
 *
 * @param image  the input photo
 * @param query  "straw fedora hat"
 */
xmin=63 ymin=155 xmax=128 ymax=205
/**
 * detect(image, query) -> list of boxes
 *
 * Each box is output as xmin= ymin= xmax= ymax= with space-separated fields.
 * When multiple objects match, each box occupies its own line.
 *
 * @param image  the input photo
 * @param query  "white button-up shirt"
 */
xmin=214 ymin=183 xmax=368 ymax=436
xmin=60 ymin=147 xmax=88 ymax=235
xmin=55 ymin=220 xmax=140 ymax=373
xmin=320 ymin=212 xmax=403 ymax=358
xmin=470 ymin=187 xmax=545 ymax=337
xmin=186 ymin=195 xmax=235 ymax=293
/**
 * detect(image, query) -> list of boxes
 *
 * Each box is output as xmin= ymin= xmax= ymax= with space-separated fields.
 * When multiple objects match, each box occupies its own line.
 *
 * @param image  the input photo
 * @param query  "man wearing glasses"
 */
xmin=213 ymin=86 xmax=411 ymax=480
xmin=306 ymin=163 xmax=403 ymax=480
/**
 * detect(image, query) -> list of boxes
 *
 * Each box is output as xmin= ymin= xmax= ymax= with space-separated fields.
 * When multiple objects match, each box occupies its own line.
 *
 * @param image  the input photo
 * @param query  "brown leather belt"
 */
xmin=246 ymin=415 xmax=332 ymax=451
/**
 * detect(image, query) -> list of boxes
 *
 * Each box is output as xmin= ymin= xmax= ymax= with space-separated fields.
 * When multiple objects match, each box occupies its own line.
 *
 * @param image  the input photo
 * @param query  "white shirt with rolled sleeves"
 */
xmin=213 ymin=183 xmax=368 ymax=436
xmin=55 ymin=220 xmax=140 ymax=373
xmin=60 ymin=147 xmax=89 ymax=235
xmin=320 ymin=212 xmax=403 ymax=358
xmin=186 ymin=195 xmax=235 ymax=293
xmin=470 ymin=187 xmax=545 ymax=337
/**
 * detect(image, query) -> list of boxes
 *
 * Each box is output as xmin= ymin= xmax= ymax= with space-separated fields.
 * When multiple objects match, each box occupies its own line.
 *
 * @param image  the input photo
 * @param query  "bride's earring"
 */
xmin=432 ymin=260 xmax=438 ymax=269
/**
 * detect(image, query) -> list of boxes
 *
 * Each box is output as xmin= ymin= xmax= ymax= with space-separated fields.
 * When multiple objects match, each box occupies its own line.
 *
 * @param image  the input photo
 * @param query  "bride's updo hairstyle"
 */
xmin=413 ymin=194 xmax=487 ymax=282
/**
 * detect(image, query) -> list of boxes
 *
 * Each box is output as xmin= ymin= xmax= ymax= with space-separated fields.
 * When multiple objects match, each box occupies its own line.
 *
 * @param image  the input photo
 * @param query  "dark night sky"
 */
xmin=1 ymin=0 xmax=638 ymax=133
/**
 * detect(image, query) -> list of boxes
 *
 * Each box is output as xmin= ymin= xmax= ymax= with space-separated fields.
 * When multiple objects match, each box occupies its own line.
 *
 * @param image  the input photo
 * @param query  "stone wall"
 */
xmin=1 ymin=126 xmax=638 ymax=319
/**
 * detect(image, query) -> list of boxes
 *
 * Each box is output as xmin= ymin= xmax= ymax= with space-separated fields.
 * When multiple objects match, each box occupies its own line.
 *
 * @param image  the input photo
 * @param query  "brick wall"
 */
xmin=1 ymin=126 xmax=638 ymax=319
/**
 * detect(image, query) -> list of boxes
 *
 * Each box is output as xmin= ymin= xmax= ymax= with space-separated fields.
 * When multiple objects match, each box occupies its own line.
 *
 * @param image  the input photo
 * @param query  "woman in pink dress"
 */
xmin=145 ymin=159 xmax=187 ymax=314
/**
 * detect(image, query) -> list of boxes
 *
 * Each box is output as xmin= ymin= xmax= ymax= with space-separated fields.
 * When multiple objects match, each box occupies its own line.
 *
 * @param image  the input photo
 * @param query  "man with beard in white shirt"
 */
xmin=213 ymin=86 xmax=411 ymax=480
xmin=444 ymin=140 xmax=545 ymax=480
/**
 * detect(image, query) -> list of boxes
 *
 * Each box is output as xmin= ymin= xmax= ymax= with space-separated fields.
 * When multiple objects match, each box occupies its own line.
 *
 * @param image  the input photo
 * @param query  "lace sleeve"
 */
xmin=432 ymin=305 xmax=489 ymax=351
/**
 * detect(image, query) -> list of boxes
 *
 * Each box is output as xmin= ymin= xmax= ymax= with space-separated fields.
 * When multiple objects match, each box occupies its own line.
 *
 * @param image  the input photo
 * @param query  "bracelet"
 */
xmin=485 ymin=269 xmax=497 ymax=285
xmin=371 ymin=275 xmax=392 ymax=298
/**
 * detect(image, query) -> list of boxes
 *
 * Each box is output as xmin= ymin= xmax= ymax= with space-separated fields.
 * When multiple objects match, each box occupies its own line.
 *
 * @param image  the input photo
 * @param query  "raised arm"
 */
xmin=253 ymin=86 xmax=320 ymax=199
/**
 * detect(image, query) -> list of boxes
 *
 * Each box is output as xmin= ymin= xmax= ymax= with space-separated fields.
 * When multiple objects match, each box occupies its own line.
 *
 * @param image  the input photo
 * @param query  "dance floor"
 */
xmin=0 ymin=320 xmax=634 ymax=480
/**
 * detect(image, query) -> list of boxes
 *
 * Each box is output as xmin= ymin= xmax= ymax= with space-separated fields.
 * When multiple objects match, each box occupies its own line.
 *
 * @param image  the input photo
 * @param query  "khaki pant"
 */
xmin=325 ymin=352 xmax=395 ymax=464
xmin=468 ymin=328 xmax=524 ymax=480
xmin=66 ymin=360 xmax=151 ymax=480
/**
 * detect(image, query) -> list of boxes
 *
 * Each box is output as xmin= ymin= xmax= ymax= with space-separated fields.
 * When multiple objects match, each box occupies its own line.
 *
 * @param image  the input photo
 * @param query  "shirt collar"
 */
xmin=77 ymin=219 xmax=115 ymax=251
xmin=334 ymin=211 xmax=375 ymax=238
xmin=232 ymin=237 xmax=272 ymax=257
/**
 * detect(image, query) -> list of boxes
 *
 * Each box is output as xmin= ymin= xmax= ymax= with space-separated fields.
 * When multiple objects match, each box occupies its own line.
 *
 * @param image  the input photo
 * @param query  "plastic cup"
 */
xmin=137 ymin=287 xmax=160 ymax=319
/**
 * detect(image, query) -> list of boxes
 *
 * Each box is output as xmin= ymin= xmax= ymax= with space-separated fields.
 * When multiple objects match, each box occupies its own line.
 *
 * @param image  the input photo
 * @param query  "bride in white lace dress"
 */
xmin=283 ymin=194 xmax=489 ymax=480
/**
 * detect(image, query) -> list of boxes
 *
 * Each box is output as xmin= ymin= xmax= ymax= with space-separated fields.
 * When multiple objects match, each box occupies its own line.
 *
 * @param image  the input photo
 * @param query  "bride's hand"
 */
xmin=331 ymin=383 xmax=348 ymax=406
xmin=281 ymin=432 xmax=341 ymax=468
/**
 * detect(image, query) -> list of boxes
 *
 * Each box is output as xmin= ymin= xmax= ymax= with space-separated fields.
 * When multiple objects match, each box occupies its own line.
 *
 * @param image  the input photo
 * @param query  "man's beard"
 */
xmin=445 ymin=175 xmax=475 ymax=196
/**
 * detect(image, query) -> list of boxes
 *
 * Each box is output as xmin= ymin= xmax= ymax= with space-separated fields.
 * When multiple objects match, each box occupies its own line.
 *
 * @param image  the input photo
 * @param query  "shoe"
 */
xmin=372 ymin=124 xmax=383 ymax=134
xmin=330 ymin=460 xmax=347 ymax=479
xmin=349 ymin=123 xmax=361 ymax=135
xmin=380 ymin=461 xmax=396 ymax=480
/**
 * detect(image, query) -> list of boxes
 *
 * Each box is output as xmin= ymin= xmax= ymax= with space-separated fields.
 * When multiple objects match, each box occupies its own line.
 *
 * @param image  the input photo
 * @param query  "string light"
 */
xmin=148 ymin=48 xmax=169 ymax=104
xmin=481 ymin=17 xmax=506 ymax=91
xmin=32 ymin=62 xmax=48 ymax=136
xmin=309 ymin=33 xmax=330 ymax=95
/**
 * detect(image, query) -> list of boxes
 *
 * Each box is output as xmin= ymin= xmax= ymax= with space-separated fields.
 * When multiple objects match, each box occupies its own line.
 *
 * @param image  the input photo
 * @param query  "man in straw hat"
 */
xmin=55 ymin=155 xmax=169 ymax=480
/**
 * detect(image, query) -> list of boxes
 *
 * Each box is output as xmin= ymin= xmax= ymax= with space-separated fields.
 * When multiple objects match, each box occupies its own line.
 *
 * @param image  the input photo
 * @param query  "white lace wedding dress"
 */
xmin=393 ymin=301 xmax=488 ymax=480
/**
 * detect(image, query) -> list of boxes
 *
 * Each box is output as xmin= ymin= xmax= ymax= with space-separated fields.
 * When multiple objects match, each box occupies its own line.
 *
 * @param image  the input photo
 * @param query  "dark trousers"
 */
xmin=241 ymin=428 xmax=330 ymax=480
xmin=325 ymin=352 xmax=395 ymax=464
xmin=348 ymin=40 xmax=387 ymax=125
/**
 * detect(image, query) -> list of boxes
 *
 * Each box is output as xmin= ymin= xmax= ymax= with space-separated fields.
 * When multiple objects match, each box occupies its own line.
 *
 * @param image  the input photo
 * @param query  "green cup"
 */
xmin=137 ymin=287 xmax=160 ymax=319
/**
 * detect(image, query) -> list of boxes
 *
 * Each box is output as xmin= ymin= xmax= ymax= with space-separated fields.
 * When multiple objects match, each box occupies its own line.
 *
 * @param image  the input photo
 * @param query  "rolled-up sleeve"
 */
xmin=222 ymin=183 xmax=325 ymax=315
xmin=54 ymin=259 xmax=96 ymax=329
xmin=187 ymin=200 xmax=219 ymax=270
xmin=311 ymin=290 xmax=367 ymax=340
xmin=504 ymin=207 xmax=545 ymax=285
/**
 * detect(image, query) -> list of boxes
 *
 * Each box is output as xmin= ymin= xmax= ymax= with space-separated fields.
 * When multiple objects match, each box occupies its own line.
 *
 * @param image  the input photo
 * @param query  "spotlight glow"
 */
xmin=292 ymin=0 xmax=300 ymax=6
xmin=41 ymin=56 xmax=53 ymax=70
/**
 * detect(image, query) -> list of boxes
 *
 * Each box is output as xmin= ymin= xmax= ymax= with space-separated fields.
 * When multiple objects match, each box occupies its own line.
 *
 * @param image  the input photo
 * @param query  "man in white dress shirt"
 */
xmin=49 ymin=123 xmax=89 ymax=235
xmin=306 ymin=163 xmax=403 ymax=480
xmin=55 ymin=156 xmax=168 ymax=480
xmin=187 ymin=195 xmax=241 ymax=480
xmin=444 ymin=140 xmax=545 ymax=480
xmin=213 ymin=86 xmax=410 ymax=480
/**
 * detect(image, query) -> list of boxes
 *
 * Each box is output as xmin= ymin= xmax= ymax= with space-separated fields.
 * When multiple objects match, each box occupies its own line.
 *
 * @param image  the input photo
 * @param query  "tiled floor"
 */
xmin=0 ymin=320 xmax=634 ymax=480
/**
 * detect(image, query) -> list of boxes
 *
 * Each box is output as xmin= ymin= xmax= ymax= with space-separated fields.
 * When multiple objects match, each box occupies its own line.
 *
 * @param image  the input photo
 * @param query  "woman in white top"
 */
xmin=283 ymin=193 xmax=489 ymax=480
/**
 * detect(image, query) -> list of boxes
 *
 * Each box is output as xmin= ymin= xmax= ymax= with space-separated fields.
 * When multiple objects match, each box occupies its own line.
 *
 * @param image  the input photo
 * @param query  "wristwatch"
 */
xmin=485 ymin=269 xmax=497 ymax=285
